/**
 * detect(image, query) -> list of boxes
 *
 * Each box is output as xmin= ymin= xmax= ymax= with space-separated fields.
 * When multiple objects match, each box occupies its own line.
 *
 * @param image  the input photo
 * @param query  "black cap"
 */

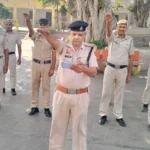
xmin=39 ymin=18 xmax=48 ymax=25
xmin=68 ymin=21 xmax=88 ymax=31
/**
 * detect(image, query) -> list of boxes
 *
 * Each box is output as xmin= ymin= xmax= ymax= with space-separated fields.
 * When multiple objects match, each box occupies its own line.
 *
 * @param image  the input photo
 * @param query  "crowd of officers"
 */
xmin=0 ymin=13 xmax=150 ymax=150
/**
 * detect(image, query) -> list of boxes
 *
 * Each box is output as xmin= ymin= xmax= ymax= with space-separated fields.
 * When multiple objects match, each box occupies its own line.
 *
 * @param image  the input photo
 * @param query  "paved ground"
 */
xmin=0 ymin=39 xmax=150 ymax=150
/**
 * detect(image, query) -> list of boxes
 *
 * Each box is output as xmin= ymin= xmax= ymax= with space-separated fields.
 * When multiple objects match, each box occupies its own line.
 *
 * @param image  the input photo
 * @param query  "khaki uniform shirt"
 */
xmin=5 ymin=30 xmax=22 ymax=52
xmin=107 ymin=30 xmax=134 ymax=66
xmin=31 ymin=32 xmax=52 ymax=61
xmin=56 ymin=41 xmax=98 ymax=89
xmin=0 ymin=31 xmax=8 ymax=56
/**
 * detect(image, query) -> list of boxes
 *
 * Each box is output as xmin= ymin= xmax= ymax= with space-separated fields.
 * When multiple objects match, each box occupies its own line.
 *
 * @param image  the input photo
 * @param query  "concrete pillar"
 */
xmin=13 ymin=4 xmax=17 ymax=20
xmin=13 ymin=4 xmax=19 ymax=29
xmin=52 ymin=8 xmax=56 ymax=28
xmin=33 ymin=5 xmax=36 ymax=27
xmin=127 ymin=11 xmax=131 ymax=26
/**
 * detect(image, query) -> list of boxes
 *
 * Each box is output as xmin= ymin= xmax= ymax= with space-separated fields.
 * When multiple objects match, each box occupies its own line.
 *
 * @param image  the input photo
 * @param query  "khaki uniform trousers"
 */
xmin=49 ymin=90 xmax=90 ymax=150
xmin=0 ymin=58 xmax=4 ymax=102
xmin=99 ymin=65 xmax=127 ymax=119
xmin=3 ymin=54 xmax=16 ymax=89
xmin=142 ymin=66 xmax=150 ymax=105
xmin=31 ymin=62 xmax=51 ymax=108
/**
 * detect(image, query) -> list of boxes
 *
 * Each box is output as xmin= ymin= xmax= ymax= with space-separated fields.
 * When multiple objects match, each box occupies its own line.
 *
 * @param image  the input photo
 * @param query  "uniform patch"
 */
xmin=77 ymin=57 xmax=81 ymax=64
xmin=65 ymin=55 xmax=72 ymax=58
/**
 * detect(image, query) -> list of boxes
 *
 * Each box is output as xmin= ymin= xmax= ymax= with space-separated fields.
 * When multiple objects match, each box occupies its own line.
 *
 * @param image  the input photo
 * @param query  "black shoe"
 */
xmin=142 ymin=104 xmax=148 ymax=112
xmin=11 ymin=88 xmax=16 ymax=96
xmin=44 ymin=108 xmax=52 ymax=117
xmin=3 ymin=88 xmax=5 ymax=94
xmin=116 ymin=118 xmax=126 ymax=127
xmin=99 ymin=116 xmax=107 ymax=125
xmin=29 ymin=107 xmax=39 ymax=116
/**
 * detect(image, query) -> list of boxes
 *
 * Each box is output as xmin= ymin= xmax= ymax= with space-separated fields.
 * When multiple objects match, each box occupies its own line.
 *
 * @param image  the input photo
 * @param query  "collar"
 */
xmin=116 ymin=32 xmax=128 ymax=40
xmin=6 ymin=30 xmax=15 ymax=34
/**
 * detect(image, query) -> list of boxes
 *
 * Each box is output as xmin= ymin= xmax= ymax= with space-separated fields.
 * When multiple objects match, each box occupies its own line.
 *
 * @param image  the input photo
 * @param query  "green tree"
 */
xmin=67 ymin=0 xmax=112 ymax=42
xmin=39 ymin=0 xmax=112 ymax=42
xmin=38 ymin=0 xmax=66 ymax=30
xmin=60 ymin=5 xmax=67 ymax=16
xmin=60 ymin=5 xmax=68 ymax=31
xmin=129 ymin=0 xmax=150 ymax=27
xmin=0 ymin=3 xmax=12 ymax=19
xmin=114 ymin=0 xmax=150 ymax=27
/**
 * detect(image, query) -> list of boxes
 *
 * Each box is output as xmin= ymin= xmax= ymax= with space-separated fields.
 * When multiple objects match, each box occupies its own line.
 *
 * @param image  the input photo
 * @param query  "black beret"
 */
xmin=39 ymin=18 xmax=48 ymax=25
xmin=68 ymin=21 xmax=88 ymax=31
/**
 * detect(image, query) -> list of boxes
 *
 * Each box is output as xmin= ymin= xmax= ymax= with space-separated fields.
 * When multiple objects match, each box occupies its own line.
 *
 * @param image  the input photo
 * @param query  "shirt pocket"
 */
xmin=63 ymin=54 xmax=73 ymax=63
xmin=123 ymin=43 xmax=130 ymax=49
xmin=112 ymin=40 xmax=120 ymax=49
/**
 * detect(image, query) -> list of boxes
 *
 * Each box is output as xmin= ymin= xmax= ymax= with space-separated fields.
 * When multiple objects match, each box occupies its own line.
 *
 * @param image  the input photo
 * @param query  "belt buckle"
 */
xmin=40 ymin=60 xmax=44 ymax=64
xmin=68 ymin=89 xmax=76 ymax=94
xmin=115 ymin=64 xmax=120 ymax=69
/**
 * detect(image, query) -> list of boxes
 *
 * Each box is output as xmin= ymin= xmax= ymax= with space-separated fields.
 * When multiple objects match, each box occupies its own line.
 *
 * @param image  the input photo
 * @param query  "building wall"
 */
xmin=17 ymin=8 xmax=52 ymax=27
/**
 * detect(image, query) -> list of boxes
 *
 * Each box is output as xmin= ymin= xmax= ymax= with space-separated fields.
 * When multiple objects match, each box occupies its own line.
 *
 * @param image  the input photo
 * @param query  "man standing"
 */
xmin=141 ymin=42 xmax=150 ymax=113
xmin=23 ymin=13 xmax=56 ymax=117
xmin=0 ymin=30 xmax=9 ymax=104
xmin=3 ymin=19 xmax=22 ymax=95
xmin=99 ymin=14 xmax=134 ymax=127
xmin=38 ymin=20 xmax=98 ymax=150
xmin=141 ymin=42 xmax=150 ymax=128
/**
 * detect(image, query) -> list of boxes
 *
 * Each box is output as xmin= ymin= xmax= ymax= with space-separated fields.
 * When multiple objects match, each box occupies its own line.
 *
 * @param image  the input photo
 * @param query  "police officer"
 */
xmin=0 ymin=29 xmax=9 ymax=105
xmin=2 ymin=19 xmax=22 ymax=95
xmin=141 ymin=42 xmax=150 ymax=128
xmin=142 ymin=65 xmax=150 ymax=128
xmin=23 ymin=13 xmax=56 ymax=117
xmin=141 ymin=42 xmax=150 ymax=113
xmin=99 ymin=14 xmax=134 ymax=127
xmin=38 ymin=21 xmax=98 ymax=150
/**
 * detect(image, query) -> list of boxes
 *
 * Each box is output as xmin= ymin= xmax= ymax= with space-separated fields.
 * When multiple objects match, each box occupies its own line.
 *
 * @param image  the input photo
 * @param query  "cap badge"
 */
xmin=79 ymin=26 xmax=83 ymax=31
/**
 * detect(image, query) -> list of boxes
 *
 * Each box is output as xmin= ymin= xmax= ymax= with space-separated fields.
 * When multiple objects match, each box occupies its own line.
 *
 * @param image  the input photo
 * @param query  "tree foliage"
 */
xmin=39 ymin=0 xmax=112 ymax=41
xmin=38 ymin=0 xmax=66 ymax=30
xmin=38 ymin=0 xmax=60 ymax=7
xmin=60 ymin=5 xmax=67 ymax=16
xmin=129 ymin=0 xmax=150 ymax=27
xmin=0 ymin=3 xmax=12 ymax=19
xmin=114 ymin=0 xmax=150 ymax=27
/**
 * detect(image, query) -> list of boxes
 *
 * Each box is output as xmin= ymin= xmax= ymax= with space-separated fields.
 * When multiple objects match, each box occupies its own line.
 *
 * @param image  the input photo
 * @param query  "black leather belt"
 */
xmin=33 ymin=58 xmax=51 ymax=64
xmin=0 ymin=56 xmax=3 ymax=58
xmin=107 ymin=62 xmax=127 ymax=69
xmin=9 ymin=52 xmax=15 ymax=55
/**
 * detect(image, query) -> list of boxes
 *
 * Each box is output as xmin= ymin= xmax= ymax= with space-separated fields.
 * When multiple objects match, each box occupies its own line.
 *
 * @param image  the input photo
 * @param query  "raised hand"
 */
xmin=105 ymin=13 xmax=113 ymax=23
xmin=23 ymin=13 xmax=30 ymax=20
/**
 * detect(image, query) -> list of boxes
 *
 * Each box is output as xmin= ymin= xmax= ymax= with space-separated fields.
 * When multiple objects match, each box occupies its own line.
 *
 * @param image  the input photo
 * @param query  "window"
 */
xmin=46 ymin=12 xmax=52 ymax=26
xmin=29 ymin=11 xmax=33 ymax=19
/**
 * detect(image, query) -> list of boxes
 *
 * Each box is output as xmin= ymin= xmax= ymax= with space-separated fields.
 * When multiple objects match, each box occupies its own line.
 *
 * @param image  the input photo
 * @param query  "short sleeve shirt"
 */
xmin=5 ymin=30 xmax=22 ymax=52
xmin=0 ymin=32 xmax=8 ymax=56
xmin=56 ymin=41 xmax=98 ymax=89
xmin=31 ymin=32 xmax=52 ymax=60
xmin=107 ymin=30 xmax=134 ymax=65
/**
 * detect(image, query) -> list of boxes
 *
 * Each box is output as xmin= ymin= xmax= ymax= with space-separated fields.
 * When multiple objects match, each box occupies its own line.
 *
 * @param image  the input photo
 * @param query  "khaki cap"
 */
xmin=117 ymin=19 xmax=127 ymax=25
xmin=3 ymin=19 xmax=13 ymax=25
